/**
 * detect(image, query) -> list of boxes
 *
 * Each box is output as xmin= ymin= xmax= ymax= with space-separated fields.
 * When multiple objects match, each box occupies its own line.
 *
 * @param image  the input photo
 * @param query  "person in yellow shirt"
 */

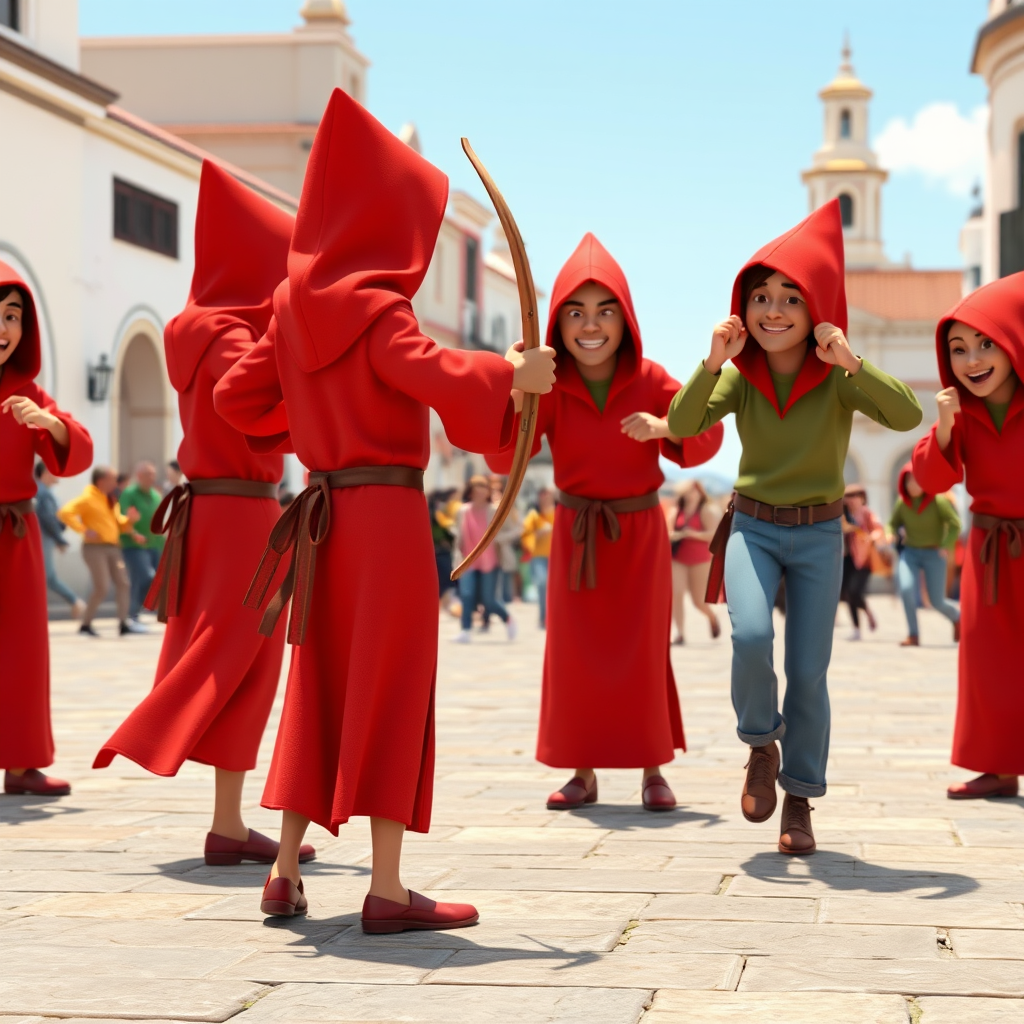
xmin=521 ymin=488 xmax=556 ymax=628
xmin=58 ymin=466 xmax=143 ymax=637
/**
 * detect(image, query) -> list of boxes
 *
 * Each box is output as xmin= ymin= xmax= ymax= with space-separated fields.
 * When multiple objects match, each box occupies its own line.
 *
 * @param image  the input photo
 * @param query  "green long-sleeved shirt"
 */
xmin=889 ymin=494 xmax=961 ymax=550
xmin=667 ymin=359 xmax=923 ymax=506
xmin=119 ymin=483 xmax=165 ymax=551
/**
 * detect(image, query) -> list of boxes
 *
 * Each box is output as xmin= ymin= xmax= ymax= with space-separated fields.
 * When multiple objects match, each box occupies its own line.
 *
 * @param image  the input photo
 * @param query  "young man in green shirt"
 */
xmin=119 ymin=461 xmax=166 ymax=628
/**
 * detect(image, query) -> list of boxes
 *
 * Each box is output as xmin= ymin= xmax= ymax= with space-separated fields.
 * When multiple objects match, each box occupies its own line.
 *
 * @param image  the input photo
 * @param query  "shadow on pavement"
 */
xmin=562 ymin=804 xmax=723 ymax=831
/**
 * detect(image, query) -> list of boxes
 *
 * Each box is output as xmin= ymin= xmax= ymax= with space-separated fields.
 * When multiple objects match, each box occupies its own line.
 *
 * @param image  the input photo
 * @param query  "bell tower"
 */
xmin=802 ymin=40 xmax=889 ymax=268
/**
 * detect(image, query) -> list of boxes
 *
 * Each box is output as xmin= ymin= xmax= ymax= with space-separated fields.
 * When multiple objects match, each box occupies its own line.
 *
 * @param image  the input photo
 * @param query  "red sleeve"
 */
xmin=31 ymin=384 xmax=93 ymax=477
xmin=206 ymin=325 xmax=259 ymax=383
xmin=369 ymin=304 xmax=515 ymax=455
xmin=213 ymin=320 xmax=293 ymax=454
xmin=646 ymin=359 xmax=724 ymax=467
xmin=912 ymin=421 xmax=963 ymax=494
xmin=485 ymin=396 xmax=553 ymax=474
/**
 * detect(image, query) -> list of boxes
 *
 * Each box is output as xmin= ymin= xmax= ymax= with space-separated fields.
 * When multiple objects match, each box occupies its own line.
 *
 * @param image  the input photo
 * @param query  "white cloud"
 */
xmin=874 ymin=103 xmax=987 ymax=198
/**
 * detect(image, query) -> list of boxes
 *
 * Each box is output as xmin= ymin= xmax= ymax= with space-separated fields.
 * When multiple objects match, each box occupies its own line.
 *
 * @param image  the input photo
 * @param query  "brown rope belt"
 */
xmin=245 ymin=466 xmax=425 ymax=646
xmin=144 ymin=478 xmax=278 ymax=622
xmin=557 ymin=489 xmax=660 ymax=591
xmin=973 ymin=513 xmax=1024 ymax=606
xmin=0 ymin=499 xmax=35 ymax=538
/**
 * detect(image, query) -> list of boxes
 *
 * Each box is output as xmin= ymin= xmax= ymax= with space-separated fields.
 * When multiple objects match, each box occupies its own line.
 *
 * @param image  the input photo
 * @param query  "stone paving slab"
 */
xmin=643 ymin=990 xmax=912 ymax=1023
xmin=917 ymin=996 xmax=1024 ymax=1022
xmin=949 ymin=928 xmax=1024 ymax=959
xmin=818 ymin=895 xmax=1024 ymax=928
xmin=430 ymin=867 xmax=723 ymax=893
xmin=641 ymin=893 xmax=818 ymax=922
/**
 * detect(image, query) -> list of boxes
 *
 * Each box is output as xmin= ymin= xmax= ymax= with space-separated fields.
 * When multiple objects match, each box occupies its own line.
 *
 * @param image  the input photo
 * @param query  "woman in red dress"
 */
xmin=214 ymin=90 xmax=555 ymax=930
xmin=487 ymin=234 xmax=723 ymax=812
xmin=1 ymin=264 xmax=93 ymax=796
xmin=669 ymin=480 xmax=721 ymax=645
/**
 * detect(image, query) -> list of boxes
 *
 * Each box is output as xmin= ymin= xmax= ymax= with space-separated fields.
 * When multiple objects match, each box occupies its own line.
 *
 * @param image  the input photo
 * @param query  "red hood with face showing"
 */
xmin=165 ymin=161 xmax=294 ymax=391
xmin=0 ymin=261 xmax=42 ymax=399
xmin=730 ymin=199 xmax=848 ymax=417
xmin=275 ymin=88 xmax=449 ymax=374
xmin=897 ymin=460 xmax=935 ymax=512
xmin=546 ymin=233 xmax=642 ymax=406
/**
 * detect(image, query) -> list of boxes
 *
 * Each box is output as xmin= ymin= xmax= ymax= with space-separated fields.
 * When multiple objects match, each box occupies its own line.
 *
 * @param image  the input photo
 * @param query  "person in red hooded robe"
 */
xmin=93 ymin=162 xmax=314 ymax=865
xmin=669 ymin=201 xmax=922 ymax=854
xmin=486 ymin=234 xmax=723 ymax=812
xmin=0 ymin=265 xmax=93 ymax=796
xmin=214 ymin=90 xmax=555 ymax=930
xmin=912 ymin=271 xmax=1024 ymax=799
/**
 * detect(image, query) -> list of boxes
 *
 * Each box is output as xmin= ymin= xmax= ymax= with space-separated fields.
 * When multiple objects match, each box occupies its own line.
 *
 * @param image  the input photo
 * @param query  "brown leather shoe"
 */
xmin=778 ymin=794 xmax=816 ymax=855
xmin=641 ymin=774 xmax=676 ymax=811
xmin=947 ymin=774 xmax=1018 ymax=799
xmin=900 ymin=635 xmax=920 ymax=647
xmin=954 ymin=620 xmax=961 ymax=642
xmin=741 ymin=743 xmax=779 ymax=823
xmin=547 ymin=775 xmax=598 ymax=810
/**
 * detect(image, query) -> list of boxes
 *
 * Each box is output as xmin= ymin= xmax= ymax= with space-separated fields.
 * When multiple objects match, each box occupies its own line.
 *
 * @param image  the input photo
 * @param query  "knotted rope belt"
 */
xmin=557 ymin=489 xmax=660 ymax=591
xmin=973 ymin=513 xmax=1024 ymax=606
xmin=245 ymin=466 xmax=424 ymax=646
xmin=144 ymin=479 xmax=278 ymax=622
xmin=0 ymin=499 xmax=35 ymax=538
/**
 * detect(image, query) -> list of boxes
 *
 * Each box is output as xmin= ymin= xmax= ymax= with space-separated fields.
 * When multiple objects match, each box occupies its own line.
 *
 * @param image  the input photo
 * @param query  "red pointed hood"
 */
xmin=165 ymin=161 xmax=294 ymax=390
xmin=730 ymin=199 xmax=848 ymax=417
xmin=897 ymin=461 xmax=935 ymax=512
xmin=276 ymin=89 xmax=449 ymax=373
xmin=546 ymin=233 xmax=642 ymax=404
xmin=0 ymin=261 xmax=42 ymax=400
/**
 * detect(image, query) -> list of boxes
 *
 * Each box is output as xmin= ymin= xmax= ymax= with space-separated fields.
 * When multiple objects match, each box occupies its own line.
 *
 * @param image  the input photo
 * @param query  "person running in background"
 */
xmin=119 ymin=461 xmax=165 ymax=629
xmin=522 ymin=487 xmax=555 ymax=628
xmin=34 ymin=462 xmax=85 ymax=619
xmin=164 ymin=459 xmax=183 ymax=494
xmin=429 ymin=488 xmax=459 ymax=616
xmin=841 ymin=484 xmax=884 ymax=641
xmin=669 ymin=479 xmax=721 ymax=644
xmin=889 ymin=463 xmax=961 ymax=648
xmin=58 ymin=466 xmax=145 ymax=637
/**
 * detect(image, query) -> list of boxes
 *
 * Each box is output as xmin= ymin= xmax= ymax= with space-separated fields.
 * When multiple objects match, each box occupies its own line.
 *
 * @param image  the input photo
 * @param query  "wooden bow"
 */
xmin=451 ymin=137 xmax=540 ymax=581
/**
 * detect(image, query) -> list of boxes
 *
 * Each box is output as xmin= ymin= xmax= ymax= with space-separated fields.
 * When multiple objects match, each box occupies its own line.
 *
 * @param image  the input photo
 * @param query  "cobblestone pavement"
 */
xmin=2 ymin=593 xmax=1023 ymax=1024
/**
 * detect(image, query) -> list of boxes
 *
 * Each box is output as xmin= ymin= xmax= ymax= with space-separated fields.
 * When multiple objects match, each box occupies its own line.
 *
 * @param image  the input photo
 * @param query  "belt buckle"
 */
xmin=772 ymin=505 xmax=800 ymax=527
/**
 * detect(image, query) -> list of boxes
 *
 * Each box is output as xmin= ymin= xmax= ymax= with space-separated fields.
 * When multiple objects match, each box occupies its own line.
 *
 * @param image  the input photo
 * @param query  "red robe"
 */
xmin=214 ymin=90 xmax=514 ymax=834
xmin=912 ymin=270 xmax=1024 ymax=775
xmin=94 ymin=162 xmax=293 ymax=775
xmin=0 ymin=263 xmax=92 ymax=769
xmin=488 ymin=234 xmax=723 ymax=767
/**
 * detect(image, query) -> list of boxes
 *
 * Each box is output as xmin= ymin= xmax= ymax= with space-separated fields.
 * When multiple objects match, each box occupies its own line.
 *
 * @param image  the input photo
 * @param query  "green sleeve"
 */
xmin=837 ymin=359 xmax=923 ymax=431
xmin=888 ymin=499 xmax=904 ymax=537
xmin=667 ymin=362 xmax=741 ymax=438
xmin=936 ymin=495 xmax=962 ymax=550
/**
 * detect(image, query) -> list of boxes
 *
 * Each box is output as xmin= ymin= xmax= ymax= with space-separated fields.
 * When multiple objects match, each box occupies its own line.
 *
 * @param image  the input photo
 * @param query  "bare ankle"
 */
xmin=574 ymin=768 xmax=595 ymax=783
xmin=368 ymin=882 xmax=410 ymax=905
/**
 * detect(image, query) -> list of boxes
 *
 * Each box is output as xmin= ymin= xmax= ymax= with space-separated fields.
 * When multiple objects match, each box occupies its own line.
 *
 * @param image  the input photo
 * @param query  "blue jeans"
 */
xmin=531 ymin=556 xmax=549 ymax=628
xmin=42 ymin=535 xmax=78 ymax=606
xmin=897 ymin=546 xmax=959 ymax=637
xmin=459 ymin=568 xmax=508 ymax=631
xmin=725 ymin=511 xmax=843 ymax=798
xmin=123 ymin=547 xmax=161 ymax=619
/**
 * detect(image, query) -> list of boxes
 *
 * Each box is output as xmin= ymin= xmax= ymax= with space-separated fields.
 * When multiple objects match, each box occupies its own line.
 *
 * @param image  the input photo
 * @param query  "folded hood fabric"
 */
xmin=730 ymin=198 xmax=847 ymax=418
xmin=0 ymin=261 xmax=42 ymax=400
xmin=165 ymin=161 xmax=294 ymax=391
xmin=276 ymin=88 xmax=449 ymax=373
xmin=897 ymin=460 xmax=935 ymax=512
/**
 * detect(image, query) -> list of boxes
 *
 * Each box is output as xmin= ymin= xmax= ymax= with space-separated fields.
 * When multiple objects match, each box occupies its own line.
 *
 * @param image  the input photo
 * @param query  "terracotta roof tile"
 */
xmin=846 ymin=269 xmax=962 ymax=322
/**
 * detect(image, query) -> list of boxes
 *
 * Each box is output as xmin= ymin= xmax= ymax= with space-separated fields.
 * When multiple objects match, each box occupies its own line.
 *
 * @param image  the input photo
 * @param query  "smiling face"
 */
xmin=744 ymin=272 xmax=813 ymax=355
xmin=557 ymin=280 xmax=625 ymax=378
xmin=0 ymin=287 xmax=25 ymax=368
xmin=946 ymin=320 xmax=1017 ymax=403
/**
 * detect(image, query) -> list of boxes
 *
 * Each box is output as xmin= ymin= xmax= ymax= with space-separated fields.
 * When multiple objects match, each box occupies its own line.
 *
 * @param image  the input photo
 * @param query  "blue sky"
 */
xmin=81 ymin=1 xmax=990 ymax=477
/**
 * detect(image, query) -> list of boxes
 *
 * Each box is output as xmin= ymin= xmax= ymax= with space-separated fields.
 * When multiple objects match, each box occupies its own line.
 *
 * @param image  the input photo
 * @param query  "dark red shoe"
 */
xmin=947 ymin=774 xmax=1018 ymax=800
xmin=546 ymin=775 xmax=598 ymax=810
xmin=260 ymin=874 xmax=307 ymax=917
xmin=361 ymin=890 xmax=478 ymax=934
xmin=4 ymin=769 xmax=70 ymax=796
xmin=204 ymin=828 xmax=316 ymax=866
xmin=954 ymin=620 xmax=961 ymax=642
xmin=642 ymin=774 xmax=677 ymax=811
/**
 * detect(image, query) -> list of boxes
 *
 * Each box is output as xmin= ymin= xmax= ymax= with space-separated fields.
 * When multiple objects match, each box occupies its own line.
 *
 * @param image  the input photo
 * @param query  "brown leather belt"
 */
xmin=0 ymin=499 xmax=35 ymax=538
xmin=246 ymin=466 xmax=424 ymax=645
xmin=973 ymin=513 xmax=1024 ymax=606
xmin=557 ymin=489 xmax=660 ymax=591
xmin=145 ymin=478 xmax=278 ymax=622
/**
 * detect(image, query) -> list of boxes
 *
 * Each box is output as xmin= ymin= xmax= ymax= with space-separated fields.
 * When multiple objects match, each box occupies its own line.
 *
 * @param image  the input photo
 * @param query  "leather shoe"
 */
xmin=4 ymin=769 xmax=71 ymax=796
xmin=900 ymin=635 xmax=920 ymax=647
xmin=642 ymin=774 xmax=676 ymax=811
xmin=778 ymin=794 xmax=816 ymax=855
xmin=204 ymin=828 xmax=316 ymax=866
xmin=362 ymin=889 xmax=478 ymax=934
xmin=954 ymin=620 xmax=961 ymax=642
xmin=741 ymin=743 xmax=779 ymax=823
xmin=260 ymin=874 xmax=307 ymax=917
xmin=546 ymin=775 xmax=597 ymax=810
xmin=947 ymin=774 xmax=1019 ymax=799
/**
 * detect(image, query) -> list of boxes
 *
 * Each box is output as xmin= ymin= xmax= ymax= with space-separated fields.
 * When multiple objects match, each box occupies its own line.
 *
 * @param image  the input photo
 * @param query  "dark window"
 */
xmin=113 ymin=179 xmax=178 ymax=259
xmin=0 ymin=0 xmax=19 ymax=31
xmin=464 ymin=237 xmax=478 ymax=302
xmin=1000 ymin=207 xmax=1024 ymax=277
xmin=839 ymin=108 xmax=851 ymax=139
xmin=838 ymin=193 xmax=854 ymax=228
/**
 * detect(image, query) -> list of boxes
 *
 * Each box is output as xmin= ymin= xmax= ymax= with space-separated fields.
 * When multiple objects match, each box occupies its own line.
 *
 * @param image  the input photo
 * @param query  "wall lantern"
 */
xmin=87 ymin=354 xmax=114 ymax=402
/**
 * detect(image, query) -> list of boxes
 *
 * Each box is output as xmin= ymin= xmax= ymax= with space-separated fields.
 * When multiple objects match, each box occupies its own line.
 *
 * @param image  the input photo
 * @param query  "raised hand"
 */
xmin=814 ymin=322 xmax=861 ymax=374
xmin=936 ymin=386 xmax=961 ymax=450
xmin=705 ymin=315 xmax=747 ymax=375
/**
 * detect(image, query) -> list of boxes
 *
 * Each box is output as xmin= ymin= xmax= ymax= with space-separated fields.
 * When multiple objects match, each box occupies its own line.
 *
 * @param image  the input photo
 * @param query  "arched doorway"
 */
xmin=116 ymin=332 xmax=169 ymax=476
